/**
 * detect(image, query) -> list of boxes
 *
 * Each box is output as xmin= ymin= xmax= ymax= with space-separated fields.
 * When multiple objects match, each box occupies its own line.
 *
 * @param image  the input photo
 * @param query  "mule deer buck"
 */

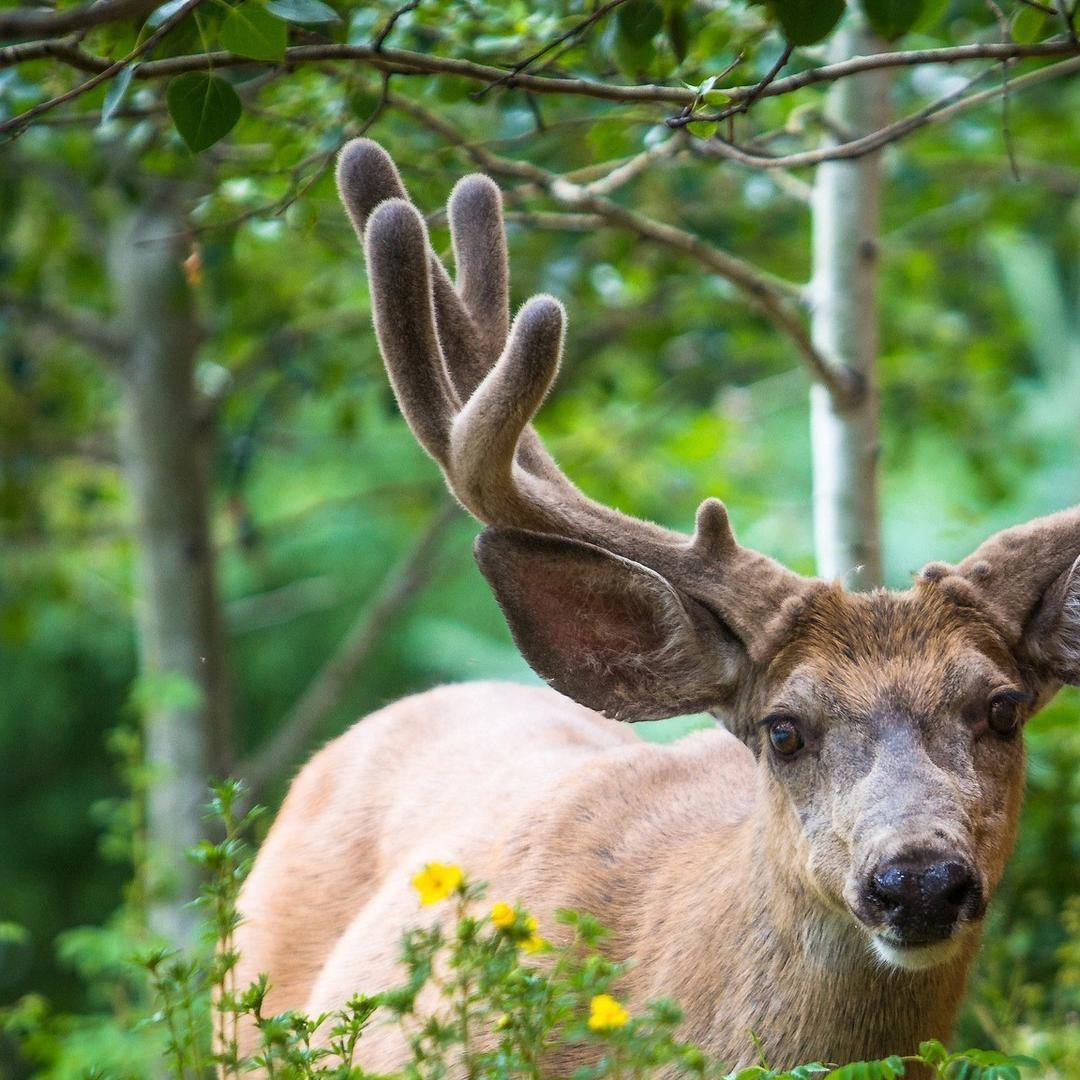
xmin=234 ymin=139 xmax=1080 ymax=1072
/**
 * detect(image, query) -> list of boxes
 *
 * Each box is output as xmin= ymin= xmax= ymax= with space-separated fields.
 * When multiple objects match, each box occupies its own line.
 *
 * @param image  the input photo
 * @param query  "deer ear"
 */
xmin=1025 ymin=555 xmax=1080 ymax=686
xmin=474 ymin=527 xmax=747 ymax=722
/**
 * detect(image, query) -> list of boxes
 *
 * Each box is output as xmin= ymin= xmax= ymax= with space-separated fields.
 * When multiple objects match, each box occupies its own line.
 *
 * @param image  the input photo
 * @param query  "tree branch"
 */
xmin=703 ymin=53 xmax=1080 ymax=169
xmin=240 ymin=502 xmax=460 ymax=795
xmin=10 ymin=37 xmax=1080 ymax=110
xmin=0 ymin=0 xmax=161 ymax=42
xmin=0 ymin=37 xmax=109 ymax=73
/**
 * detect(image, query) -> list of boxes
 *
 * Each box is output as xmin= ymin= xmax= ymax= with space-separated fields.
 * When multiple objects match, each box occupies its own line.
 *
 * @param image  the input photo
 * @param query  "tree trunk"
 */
xmin=111 ymin=199 xmax=231 ymax=944
xmin=809 ymin=19 xmax=889 ymax=589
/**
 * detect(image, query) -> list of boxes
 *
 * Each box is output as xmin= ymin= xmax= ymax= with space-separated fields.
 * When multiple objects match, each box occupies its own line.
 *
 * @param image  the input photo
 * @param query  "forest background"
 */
xmin=0 ymin=0 xmax=1078 ymax=1076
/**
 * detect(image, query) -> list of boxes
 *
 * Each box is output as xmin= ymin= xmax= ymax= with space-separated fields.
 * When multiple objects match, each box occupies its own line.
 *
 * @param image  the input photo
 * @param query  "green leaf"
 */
xmin=264 ymin=0 xmax=339 ymax=24
xmin=219 ymin=2 xmax=287 ymax=60
xmin=166 ymin=72 xmax=242 ymax=153
xmin=100 ymin=65 xmax=135 ymax=124
xmin=770 ymin=0 xmax=846 ymax=46
xmin=919 ymin=1040 xmax=949 ymax=1066
xmin=686 ymin=119 xmax=719 ymax=140
xmin=616 ymin=0 xmax=664 ymax=45
xmin=666 ymin=6 xmax=690 ymax=62
xmin=1011 ymin=7 xmax=1048 ymax=44
xmin=703 ymin=88 xmax=732 ymax=107
xmin=614 ymin=32 xmax=655 ymax=75
xmin=911 ymin=0 xmax=949 ymax=31
xmin=860 ymin=0 xmax=923 ymax=39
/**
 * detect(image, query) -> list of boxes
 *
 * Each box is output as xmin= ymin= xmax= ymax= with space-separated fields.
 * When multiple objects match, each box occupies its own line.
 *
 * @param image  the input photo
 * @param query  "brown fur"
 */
xmin=230 ymin=141 xmax=1080 ymax=1074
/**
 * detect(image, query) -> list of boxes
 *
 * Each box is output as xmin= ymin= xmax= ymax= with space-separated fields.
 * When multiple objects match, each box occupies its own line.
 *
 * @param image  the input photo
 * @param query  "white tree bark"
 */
xmin=111 ymin=200 xmax=231 ymax=944
xmin=809 ymin=19 xmax=890 ymax=588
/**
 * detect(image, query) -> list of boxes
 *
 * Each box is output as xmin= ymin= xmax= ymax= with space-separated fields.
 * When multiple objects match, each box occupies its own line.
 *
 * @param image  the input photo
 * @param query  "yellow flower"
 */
xmin=411 ymin=862 xmax=463 ymax=906
xmin=588 ymin=993 xmax=630 ymax=1032
xmin=490 ymin=901 xmax=516 ymax=929
xmin=521 ymin=932 xmax=547 ymax=953
xmin=520 ymin=915 xmax=547 ymax=953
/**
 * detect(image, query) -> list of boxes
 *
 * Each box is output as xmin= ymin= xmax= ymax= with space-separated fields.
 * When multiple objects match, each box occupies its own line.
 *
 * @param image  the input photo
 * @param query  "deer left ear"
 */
xmin=1025 ymin=555 xmax=1080 ymax=685
xmin=474 ymin=527 xmax=748 ymax=722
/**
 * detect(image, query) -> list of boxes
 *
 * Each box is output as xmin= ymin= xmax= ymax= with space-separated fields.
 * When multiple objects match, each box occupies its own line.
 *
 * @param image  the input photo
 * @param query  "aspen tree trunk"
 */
xmin=809 ymin=19 xmax=890 ymax=588
xmin=111 ymin=200 xmax=231 ymax=944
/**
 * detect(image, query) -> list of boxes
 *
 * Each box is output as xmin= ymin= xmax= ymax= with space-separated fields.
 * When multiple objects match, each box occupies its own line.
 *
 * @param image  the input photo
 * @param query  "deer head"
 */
xmin=337 ymin=139 xmax=1080 ymax=972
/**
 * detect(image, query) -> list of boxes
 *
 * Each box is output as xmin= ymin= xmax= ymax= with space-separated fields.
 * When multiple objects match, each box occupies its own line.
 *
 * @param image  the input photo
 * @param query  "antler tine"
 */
xmin=448 ymin=295 xmax=565 ymax=529
xmin=448 ymin=175 xmax=509 ymax=368
xmin=336 ymin=140 xmax=493 ymax=407
xmin=336 ymin=138 xmax=409 ymax=235
xmin=364 ymin=199 xmax=460 ymax=463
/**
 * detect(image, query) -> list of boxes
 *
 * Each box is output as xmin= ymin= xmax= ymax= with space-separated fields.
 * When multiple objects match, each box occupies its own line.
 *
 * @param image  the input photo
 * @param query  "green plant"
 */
xmin=1 ymin=780 xmax=1049 ymax=1079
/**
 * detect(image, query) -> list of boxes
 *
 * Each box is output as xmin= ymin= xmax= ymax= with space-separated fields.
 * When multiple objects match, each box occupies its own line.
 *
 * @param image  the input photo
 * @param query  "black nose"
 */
xmin=865 ymin=854 xmax=982 ymax=941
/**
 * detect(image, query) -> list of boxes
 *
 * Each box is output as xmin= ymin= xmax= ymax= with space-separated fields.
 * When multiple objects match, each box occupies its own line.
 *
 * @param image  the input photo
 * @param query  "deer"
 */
xmin=232 ymin=139 xmax=1080 ymax=1074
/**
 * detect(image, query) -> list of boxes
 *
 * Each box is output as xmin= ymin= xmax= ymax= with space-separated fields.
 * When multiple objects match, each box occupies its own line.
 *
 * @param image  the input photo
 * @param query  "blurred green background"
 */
xmin=0 ymin=0 xmax=1078 ymax=1075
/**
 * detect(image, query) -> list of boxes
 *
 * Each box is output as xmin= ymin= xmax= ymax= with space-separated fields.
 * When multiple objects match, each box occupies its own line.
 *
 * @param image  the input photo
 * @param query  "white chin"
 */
xmin=870 ymin=935 xmax=963 ymax=971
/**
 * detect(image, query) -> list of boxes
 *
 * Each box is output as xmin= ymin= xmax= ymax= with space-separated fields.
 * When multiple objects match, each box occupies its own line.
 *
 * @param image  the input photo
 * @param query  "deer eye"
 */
xmin=987 ymin=691 xmax=1030 ymax=737
xmin=766 ymin=716 xmax=805 ymax=757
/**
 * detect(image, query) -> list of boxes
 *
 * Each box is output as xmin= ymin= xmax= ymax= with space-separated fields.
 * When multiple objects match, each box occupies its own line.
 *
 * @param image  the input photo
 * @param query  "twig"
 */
xmin=582 ymin=132 xmax=687 ymax=197
xmin=387 ymin=93 xmax=858 ymax=405
xmin=239 ymin=502 xmax=460 ymax=794
xmin=667 ymin=44 xmax=793 ymax=130
xmin=372 ymin=0 xmax=420 ymax=52
xmin=0 ymin=0 xmax=161 ymax=42
xmin=0 ymin=0 xmax=204 ymax=138
xmin=474 ymin=0 xmax=629 ymax=98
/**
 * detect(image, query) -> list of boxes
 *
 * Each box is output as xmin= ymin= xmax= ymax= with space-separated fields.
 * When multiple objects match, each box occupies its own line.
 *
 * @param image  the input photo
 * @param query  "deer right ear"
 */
xmin=474 ymin=528 xmax=748 ymax=722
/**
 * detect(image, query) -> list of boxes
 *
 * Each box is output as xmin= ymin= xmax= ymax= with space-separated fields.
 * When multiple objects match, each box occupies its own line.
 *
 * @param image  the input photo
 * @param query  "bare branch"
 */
xmin=240 ymin=502 xmax=460 ymax=795
xmin=0 ymin=0 xmax=161 ymax=42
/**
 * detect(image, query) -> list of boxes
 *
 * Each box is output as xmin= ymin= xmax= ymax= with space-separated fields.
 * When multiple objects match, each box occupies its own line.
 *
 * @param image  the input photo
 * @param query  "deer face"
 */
xmin=750 ymin=585 xmax=1032 ymax=970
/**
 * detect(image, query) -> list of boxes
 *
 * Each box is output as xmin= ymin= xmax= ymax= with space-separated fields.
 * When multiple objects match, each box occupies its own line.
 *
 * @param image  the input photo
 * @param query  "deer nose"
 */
xmin=865 ymin=854 xmax=982 ymax=941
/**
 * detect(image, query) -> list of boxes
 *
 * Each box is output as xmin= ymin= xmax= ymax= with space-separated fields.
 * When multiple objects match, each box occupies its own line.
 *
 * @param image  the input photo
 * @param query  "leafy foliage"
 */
xmin=0 ymin=784 xmax=1049 ymax=1079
